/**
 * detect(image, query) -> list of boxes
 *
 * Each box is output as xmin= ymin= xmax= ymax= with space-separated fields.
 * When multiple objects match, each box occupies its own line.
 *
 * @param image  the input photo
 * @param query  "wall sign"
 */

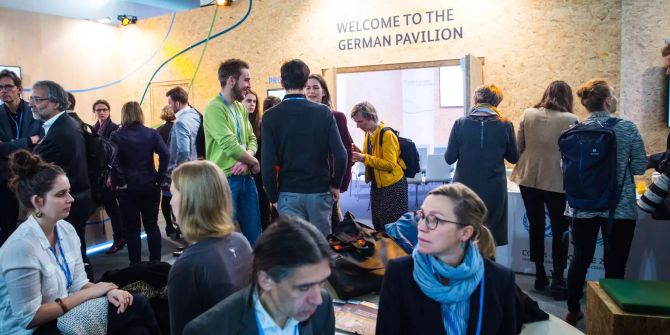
xmin=336 ymin=9 xmax=463 ymax=51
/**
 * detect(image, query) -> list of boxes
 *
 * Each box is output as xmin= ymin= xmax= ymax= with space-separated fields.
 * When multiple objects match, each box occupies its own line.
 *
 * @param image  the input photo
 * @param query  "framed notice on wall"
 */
xmin=0 ymin=65 xmax=21 ymax=78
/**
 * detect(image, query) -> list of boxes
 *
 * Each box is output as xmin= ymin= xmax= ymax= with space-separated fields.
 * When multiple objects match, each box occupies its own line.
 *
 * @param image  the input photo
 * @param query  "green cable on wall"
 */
xmin=189 ymin=5 xmax=219 ymax=96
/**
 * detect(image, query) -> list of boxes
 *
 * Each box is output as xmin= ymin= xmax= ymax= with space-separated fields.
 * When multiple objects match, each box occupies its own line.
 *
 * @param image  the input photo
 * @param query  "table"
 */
xmin=496 ymin=181 xmax=670 ymax=281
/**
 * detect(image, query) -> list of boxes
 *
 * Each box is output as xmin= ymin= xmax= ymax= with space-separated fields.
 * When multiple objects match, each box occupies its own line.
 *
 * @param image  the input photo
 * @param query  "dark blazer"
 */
xmin=94 ymin=118 xmax=119 ymax=139
xmin=376 ymin=256 xmax=516 ymax=335
xmin=183 ymin=286 xmax=335 ymax=335
xmin=0 ymin=100 xmax=42 ymax=183
xmin=33 ymin=112 xmax=94 ymax=220
xmin=110 ymin=124 xmax=169 ymax=188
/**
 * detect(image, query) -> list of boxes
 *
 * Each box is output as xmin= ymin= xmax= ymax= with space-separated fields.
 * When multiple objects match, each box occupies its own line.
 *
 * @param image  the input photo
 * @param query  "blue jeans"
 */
xmin=228 ymin=175 xmax=261 ymax=245
xmin=277 ymin=192 xmax=334 ymax=236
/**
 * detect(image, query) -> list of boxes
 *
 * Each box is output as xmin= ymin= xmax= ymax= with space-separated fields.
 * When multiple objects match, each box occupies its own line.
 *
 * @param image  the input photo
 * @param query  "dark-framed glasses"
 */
xmin=29 ymin=96 xmax=49 ymax=103
xmin=94 ymin=108 xmax=109 ymax=112
xmin=0 ymin=84 xmax=16 ymax=90
xmin=414 ymin=209 xmax=461 ymax=230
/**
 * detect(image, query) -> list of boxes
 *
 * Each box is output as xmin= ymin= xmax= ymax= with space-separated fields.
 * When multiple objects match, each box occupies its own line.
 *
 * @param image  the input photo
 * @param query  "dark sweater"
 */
xmin=261 ymin=94 xmax=347 ymax=203
xmin=110 ymin=124 xmax=169 ymax=188
xmin=168 ymin=233 xmax=252 ymax=335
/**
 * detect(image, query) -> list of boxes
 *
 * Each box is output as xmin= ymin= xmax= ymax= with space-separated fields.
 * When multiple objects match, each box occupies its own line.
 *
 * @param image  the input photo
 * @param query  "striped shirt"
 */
xmin=565 ymin=111 xmax=647 ymax=220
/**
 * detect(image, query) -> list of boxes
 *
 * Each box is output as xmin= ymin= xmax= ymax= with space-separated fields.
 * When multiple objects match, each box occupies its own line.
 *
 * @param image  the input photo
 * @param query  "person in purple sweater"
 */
xmin=167 ymin=160 xmax=252 ymax=335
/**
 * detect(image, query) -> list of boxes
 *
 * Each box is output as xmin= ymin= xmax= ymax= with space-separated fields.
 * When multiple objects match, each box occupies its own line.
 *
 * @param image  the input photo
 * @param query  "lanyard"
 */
xmin=255 ymin=310 xmax=299 ymax=335
xmin=433 ymin=264 xmax=485 ymax=335
xmin=283 ymin=97 xmax=305 ymax=101
xmin=8 ymin=109 xmax=23 ymax=140
xmin=49 ymin=227 xmax=73 ymax=290
xmin=218 ymin=93 xmax=242 ymax=143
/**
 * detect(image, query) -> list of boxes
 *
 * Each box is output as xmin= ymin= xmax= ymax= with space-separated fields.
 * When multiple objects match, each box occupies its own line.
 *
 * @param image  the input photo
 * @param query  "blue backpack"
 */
xmin=558 ymin=118 xmax=624 ymax=212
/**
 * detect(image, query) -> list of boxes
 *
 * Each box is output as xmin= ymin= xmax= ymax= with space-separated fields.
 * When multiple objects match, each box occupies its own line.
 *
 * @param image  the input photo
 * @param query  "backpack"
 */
xmin=378 ymin=127 xmax=421 ymax=178
xmin=558 ymin=118 xmax=624 ymax=212
xmin=81 ymin=123 xmax=115 ymax=205
xmin=193 ymin=107 xmax=206 ymax=159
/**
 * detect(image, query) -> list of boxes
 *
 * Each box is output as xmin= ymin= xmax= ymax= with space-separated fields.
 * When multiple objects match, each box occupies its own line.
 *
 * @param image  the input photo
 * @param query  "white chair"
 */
xmin=417 ymin=146 xmax=429 ymax=174
xmin=406 ymin=172 xmax=423 ymax=207
xmin=424 ymin=154 xmax=453 ymax=185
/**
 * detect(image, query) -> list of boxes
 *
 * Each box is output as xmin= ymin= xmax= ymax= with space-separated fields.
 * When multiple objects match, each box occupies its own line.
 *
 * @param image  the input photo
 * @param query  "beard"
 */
xmin=233 ymin=84 xmax=246 ymax=101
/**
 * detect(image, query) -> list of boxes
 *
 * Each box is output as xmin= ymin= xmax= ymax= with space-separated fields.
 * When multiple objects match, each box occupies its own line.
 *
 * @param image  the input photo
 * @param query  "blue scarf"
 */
xmin=412 ymin=243 xmax=484 ymax=335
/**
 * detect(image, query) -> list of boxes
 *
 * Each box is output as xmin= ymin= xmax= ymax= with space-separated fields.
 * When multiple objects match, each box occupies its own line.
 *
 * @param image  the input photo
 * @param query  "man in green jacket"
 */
xmin=203 ymin=58 xmax=261 ymax=245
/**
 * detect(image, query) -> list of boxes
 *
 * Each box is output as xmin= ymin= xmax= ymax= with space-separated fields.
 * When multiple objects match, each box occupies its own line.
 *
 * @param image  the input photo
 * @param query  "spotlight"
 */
xmin=215 ymin=0 xmax=232 ymax=6
xmin=117 ymin=15 xmax=138 ymax=26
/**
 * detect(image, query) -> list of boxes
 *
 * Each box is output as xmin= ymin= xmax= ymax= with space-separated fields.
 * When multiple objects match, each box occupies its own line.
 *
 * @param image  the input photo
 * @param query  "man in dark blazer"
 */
xmin=0 ymin=70 xmax=42 ymax=246
xmin=183 ymin=216 xmax=336 ymax=335
xmin=31 ymin=80 xmax=96 ymax=279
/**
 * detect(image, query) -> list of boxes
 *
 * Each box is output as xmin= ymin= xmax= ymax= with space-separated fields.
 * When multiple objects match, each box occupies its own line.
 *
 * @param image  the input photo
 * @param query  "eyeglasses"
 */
xmin=94 ymin=108 xmax=109 ymax=112
xmin=29 ymin=96 xmax=49 ymax=103
xmin=414 ymin=209 xmax=461 ymax=230
xmin=0 ymin=84 xmax=16 ymax=90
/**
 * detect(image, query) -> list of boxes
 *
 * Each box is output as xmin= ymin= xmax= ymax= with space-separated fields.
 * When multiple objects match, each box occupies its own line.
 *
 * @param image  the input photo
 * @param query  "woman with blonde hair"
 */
xmin=167 ymin=160 xmax=252 ymax=335
xmin=377 ymin=183 xmax=516 ymax=334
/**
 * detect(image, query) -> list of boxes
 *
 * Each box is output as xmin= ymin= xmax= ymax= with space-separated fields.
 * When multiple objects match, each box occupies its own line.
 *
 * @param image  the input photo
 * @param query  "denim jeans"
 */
xmin=277 ymin=191 xmax=334 ymax=236
xmin=228 ymin=175 xmax=262 ymax=245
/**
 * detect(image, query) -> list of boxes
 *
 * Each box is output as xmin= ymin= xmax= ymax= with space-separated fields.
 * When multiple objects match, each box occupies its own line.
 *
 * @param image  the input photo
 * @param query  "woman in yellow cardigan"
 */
xmin=351 ymin=101 xmax=408 ymax=230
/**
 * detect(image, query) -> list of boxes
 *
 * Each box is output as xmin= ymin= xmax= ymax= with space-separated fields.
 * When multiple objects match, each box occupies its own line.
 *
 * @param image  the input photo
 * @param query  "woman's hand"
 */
xmin=107 ymin=289 xmax=133 ymax=314
xmin=85 ymin=282 xmax=118 ymax=299
xmin=352 ymin=152 xmax=365 ymax=163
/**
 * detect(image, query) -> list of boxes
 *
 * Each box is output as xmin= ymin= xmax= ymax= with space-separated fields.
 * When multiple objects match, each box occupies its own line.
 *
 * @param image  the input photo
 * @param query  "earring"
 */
xmin=459 ymin=241 xmax=466 ymax=249
xmin=35 ymin=210 xmax=43 ymax=218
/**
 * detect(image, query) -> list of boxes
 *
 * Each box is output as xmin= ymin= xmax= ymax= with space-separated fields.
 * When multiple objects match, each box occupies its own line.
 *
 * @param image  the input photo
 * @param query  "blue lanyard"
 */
xmin=434 ymin=264 xmax=485 ymax=335
xmin=8 ymin=110 xmax=23 ymax=140
xmin=49 ymin=227 xmax=73 ymax=289
xmin=254 ymin=310 xmax=299 ymax=335
xmin=283 ymin=97 xmax=305 ymax=101
xmin=218 ymin=93 xmax=242 ymax=142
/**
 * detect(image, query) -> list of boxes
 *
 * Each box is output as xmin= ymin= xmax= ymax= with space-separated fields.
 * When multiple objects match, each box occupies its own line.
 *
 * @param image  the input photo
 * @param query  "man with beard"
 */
xmin=0 ymin=70 xmax=41 ymax=245
xmin=203 ymin=59 xmax=261 ymax=245
xmin=30 ymin=80 xmax=96 ymax=280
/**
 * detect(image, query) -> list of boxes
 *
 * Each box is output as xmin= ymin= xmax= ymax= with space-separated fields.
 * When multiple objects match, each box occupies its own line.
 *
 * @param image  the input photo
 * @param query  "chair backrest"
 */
xmin=433 ymin=146 xmax=447 ymax=156
xmin=425 ymin=154 xmax=453 ymax=181
xmin=417 ymin=146 xmax=429 ymax=171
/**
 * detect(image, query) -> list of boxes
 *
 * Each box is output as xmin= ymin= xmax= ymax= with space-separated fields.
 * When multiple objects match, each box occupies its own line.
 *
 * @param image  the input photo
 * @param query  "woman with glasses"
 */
xmin=91 ymin=99 xmax=126 ymax=254
xmin=351 ymin=101 xmax=408 ymax=230
xmin=376 ymin=183 xmax=516 ymax=335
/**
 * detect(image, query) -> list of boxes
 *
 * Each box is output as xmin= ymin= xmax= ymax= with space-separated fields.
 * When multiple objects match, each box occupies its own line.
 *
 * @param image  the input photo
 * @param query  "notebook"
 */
xmin=600 ymin=279 xmax=670 ymax=315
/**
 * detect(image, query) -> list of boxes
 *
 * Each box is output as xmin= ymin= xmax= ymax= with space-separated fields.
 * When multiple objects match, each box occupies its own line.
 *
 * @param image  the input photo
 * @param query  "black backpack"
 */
xmin=81 ymin=123 xmax=115 ymax=205
xmin=379 ymin=127 xmax=421 ymax=178
xmin=193 ymin=107 xmax=206 ymax=159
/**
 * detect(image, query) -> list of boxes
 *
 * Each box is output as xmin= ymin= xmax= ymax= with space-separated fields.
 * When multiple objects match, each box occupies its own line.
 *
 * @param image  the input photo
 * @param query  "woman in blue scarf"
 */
xmin=376 ymin=183 xmax=516 ymax=335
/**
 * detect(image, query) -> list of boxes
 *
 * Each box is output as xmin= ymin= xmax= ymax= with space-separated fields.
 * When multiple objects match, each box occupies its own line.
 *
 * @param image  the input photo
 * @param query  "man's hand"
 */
xmin=231 ymin=161 xmax=249 ymax=175
xmin=30 ymin=135 xmax=40 ymax=145
xmin=330 ymin=187 xmax=340 ymax=202
xmin=250 ymin=162 xmax=260 ymax=174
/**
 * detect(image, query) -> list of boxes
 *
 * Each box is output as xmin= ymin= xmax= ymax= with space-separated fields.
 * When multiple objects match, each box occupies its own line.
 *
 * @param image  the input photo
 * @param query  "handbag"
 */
xmin=328 ymin=212 xmax=407 ymax=300
xmin=57 ymin=296 xmax=108 ymax=335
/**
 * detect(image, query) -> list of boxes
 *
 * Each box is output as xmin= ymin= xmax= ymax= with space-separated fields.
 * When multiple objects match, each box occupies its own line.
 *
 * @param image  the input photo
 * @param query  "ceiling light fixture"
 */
xmin=117 ymin=15 xmax=138 ymax=26
xmin=215 ymin=0 xmax=232 ymax=6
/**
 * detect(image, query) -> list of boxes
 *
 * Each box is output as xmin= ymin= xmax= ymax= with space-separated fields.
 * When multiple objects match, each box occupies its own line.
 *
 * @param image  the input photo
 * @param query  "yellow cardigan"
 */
xmin=363 ymin=122 xmax=406 ymax=187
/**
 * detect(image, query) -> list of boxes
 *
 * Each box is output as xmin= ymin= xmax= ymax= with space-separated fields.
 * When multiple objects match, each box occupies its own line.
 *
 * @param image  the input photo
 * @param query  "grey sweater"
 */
xmin=168 ymin=233 xmax=252 ymax=335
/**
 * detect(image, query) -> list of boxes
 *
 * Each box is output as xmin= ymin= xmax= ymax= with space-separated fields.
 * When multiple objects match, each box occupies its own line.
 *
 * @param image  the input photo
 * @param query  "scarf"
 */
xmin=412 ymin=243 xmax=484 ymax=335
xmin=469 ymin=103 xmax=500 ymax=117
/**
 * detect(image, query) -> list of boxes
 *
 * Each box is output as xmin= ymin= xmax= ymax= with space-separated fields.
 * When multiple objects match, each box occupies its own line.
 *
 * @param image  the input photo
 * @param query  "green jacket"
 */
xmin=203 ymin=96 xmax=257 ymax=176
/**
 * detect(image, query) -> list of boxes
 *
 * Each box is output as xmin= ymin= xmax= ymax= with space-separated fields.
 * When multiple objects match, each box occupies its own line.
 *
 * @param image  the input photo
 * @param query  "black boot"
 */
xmin=551 ymin=267 xmax=568 ymax=300
xmin=534 ymin=262 xmax=549 ymax=291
